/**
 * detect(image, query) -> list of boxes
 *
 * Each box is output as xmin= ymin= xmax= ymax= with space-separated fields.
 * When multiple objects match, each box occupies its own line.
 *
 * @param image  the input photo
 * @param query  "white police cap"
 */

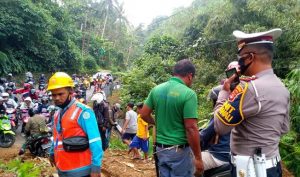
xmin=233 ymin=28 xmax=282 ymax=52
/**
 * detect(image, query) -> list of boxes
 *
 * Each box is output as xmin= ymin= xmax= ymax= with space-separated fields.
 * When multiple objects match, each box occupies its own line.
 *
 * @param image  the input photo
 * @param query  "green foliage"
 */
xmin=278 ymin=68 xmax=300 ymax=176
xmin=280 ymin=131 xmax=300 ymax=177
xmin=0 ymin=159 xmax=41 ymax=177
xmin=109 ymin=135 xmax=128 ymax=150
xmin=285 ymin=68 xmax=300 ymax=136
xmin=144 ymin=35 xmax=183 ymax=60
xmin=84 ymin=56 xmax=98 ymax=72
xmin=0 ymin=0 xmax=133 ymax=75
xmin=120 ymin=54 xmax=174 ymax=104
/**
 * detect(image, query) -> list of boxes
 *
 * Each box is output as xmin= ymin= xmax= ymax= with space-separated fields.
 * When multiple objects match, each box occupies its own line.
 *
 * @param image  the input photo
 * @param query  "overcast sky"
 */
xmin=121 ymin=0 xmax=194 ymax=27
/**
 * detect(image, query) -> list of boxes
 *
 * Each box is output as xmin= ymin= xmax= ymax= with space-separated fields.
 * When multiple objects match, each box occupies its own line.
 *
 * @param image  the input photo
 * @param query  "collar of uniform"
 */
xmin=254 ymin=68 xmax=274 ymax=78
xmin=169 ymin=77 xmax=185 ymax=85
xmin=59 ymin=98 xmax=76 ymax=114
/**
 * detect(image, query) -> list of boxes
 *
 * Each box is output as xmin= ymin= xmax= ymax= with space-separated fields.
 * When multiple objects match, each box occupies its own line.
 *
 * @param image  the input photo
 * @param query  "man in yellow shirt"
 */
xmin=129 ymin=102 xmax=149 ymax=160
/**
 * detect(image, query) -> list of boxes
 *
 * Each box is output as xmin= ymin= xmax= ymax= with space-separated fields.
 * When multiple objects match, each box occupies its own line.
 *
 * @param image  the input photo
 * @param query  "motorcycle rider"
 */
xmin=25 ymin=72 xmax=35 ymax=84
xmin=37 ymin=96 xmax=49 ymax=114
xmin=37 ymin=84 xmax=47 ymax=97
xmin=20 ymin=97 xmax=36 ymax=135
xmin=200 ymin=86 xmax=230 ymax=172
xmin=14 ymin=83 xmax=31 ymax=100
xmin=18 ymin=108 xmax=48 ymax=155
xmin=5 ymin=87 xmax=18 ymax=103
xmin=0 ymin=78 xmax=6 ymax=93
xmin=29 ymin=88 xmax=39 ymax=102
xmin=1 ymin=92 xmax=18 ymax=109
xmin=0 ymin=97 xmax=6 ymax=115
xmin=39 ymin=74 xmax=46 ymax=85
xmin=7 ymin=73 xmax=13 ymax=82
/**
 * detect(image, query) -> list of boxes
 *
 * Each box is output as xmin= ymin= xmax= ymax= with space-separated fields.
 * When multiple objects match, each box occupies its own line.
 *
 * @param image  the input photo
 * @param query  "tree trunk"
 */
xmin=101 ymin=6 xmax=109 ymax=39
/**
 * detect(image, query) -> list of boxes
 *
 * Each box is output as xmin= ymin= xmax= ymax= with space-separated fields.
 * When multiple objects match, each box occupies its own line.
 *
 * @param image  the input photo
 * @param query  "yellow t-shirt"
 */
xmin=136 ymin=114 xmax=149 ymax=138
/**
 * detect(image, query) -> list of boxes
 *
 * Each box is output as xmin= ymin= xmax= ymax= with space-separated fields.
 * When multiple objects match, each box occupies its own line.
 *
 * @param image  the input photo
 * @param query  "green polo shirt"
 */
xmin=145 ymin=77 xmax=198 ymax=145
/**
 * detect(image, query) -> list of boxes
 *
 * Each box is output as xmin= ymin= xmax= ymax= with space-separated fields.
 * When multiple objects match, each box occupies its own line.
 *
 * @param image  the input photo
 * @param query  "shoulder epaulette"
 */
xmin=240 ymin=75 xmax=257 ymax=82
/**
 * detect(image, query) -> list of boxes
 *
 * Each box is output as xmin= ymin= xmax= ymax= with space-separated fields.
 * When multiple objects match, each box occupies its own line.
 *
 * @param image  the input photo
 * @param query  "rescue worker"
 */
xmin=48 ymin=72 xmax=103 ymax=177
xmin=214 ymin=28 xmax=290 ymax=177
xmin=18 ymin=109 xmax=48 ymax=155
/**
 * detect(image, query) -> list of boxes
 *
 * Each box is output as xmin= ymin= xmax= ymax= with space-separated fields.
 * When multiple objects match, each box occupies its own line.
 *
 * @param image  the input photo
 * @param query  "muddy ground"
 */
xmin=0 ymin=139 xmax=156 ymax=177
xmin=0 ymin=140 xmax=294 ymax=177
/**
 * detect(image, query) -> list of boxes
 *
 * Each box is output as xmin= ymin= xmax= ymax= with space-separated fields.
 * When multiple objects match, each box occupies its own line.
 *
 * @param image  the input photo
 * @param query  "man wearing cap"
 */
xmin=214 ymin=29 xmax=290 ymax=177
xmin=48 ymin=72 xmax=103 ymax=177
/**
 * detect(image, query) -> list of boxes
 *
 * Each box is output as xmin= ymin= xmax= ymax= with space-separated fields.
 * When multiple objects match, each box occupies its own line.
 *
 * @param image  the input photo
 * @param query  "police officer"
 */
xmin=213 ymin=28 xmax=290 ymax=177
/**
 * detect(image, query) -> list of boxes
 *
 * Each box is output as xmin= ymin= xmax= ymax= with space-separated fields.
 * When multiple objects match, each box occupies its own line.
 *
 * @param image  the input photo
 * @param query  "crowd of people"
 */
xmin=0 ymin=28 xmax=290 ymax=177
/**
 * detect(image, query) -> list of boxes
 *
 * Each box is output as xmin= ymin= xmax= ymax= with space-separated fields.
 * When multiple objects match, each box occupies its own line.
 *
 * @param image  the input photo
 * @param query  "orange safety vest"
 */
xmin=53 ymin=102 xmax=91 ymax=171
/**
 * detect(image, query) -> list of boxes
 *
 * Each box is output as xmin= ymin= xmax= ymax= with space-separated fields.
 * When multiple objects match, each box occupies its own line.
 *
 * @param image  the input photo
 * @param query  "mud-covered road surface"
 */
xmin=0 ymin=139 xmax=156 ymax=177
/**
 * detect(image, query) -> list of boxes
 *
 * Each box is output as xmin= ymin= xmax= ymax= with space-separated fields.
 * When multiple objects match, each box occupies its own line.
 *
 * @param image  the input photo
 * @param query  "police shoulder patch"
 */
xmin=82 ymin=111 xmax=90 ymax=119
xmin=216 ymin=82 xmax=248 ymax=126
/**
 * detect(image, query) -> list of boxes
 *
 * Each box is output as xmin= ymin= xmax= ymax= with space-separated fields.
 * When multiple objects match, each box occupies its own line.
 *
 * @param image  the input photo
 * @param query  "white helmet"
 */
xmin=226 ymin=61 xmax=239 ymax=71
xmin=24 ymin=97 xmax=32 ymax=102
xmin=115 ymin=103 xmax=121 ymax=109
xmin=100 ymin=91 xmax=107 ymax=101
xmin=1 ymin=92 xmax=9 ymax=97
xmin=91 ymin=93 xmax=104 ymax=104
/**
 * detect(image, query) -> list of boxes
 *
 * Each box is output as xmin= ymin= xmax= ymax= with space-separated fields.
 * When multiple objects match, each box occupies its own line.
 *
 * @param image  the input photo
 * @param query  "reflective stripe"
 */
xmin=250 ymin=80 xmax=261 ymax=115
xmin=89 ymin=137 xmax=101 ymax=144
xmin=71 ymin=107 xmax=81 ymax=120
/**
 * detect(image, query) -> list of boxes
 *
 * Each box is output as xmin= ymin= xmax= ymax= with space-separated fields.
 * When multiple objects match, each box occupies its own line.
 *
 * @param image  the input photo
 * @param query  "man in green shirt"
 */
xmin=140 ymin=59 xmax=203 ymax=177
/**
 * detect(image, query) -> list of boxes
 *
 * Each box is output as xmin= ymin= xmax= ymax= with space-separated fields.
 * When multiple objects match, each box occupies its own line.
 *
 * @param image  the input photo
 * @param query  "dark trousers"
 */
xmin=99 ymin=127 xmax=108 ymax=151
xmin=231 ymin=161 xmax=282 ymax=177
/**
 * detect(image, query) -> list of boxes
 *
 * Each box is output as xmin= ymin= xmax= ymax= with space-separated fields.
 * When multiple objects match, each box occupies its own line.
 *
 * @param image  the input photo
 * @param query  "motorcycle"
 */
xmin=20 ymin=109 xmax=30 ymax=134
xmin=0 ymin=114 xmax=16 ymax=148
xmin=6 ymin=108 xmax=18 ymax=132
xmin=27 ymin=132 xmax=52 ymax=157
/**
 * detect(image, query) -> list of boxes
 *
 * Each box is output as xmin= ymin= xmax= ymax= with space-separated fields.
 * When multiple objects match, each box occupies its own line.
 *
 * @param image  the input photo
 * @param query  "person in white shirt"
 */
xmin=121 ymin=102 xmax=137 ymax=146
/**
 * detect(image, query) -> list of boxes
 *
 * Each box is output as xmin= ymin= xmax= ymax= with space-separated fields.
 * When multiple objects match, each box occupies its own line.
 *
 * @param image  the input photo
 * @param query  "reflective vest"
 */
xmin=53 ymin=102 xmax=91 ymax=171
